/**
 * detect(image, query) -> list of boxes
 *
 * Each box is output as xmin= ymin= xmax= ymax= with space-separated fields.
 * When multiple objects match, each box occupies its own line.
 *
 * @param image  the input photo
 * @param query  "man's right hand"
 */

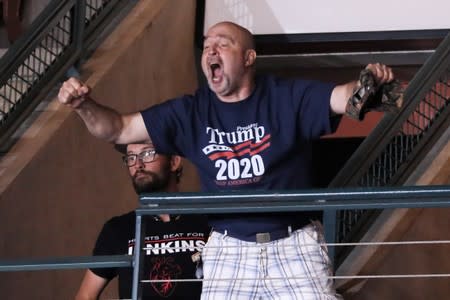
xmin=58 ymin=77 xmax=90 ymax=109
xmin=57 ymin=76 xmax=150 ymax=144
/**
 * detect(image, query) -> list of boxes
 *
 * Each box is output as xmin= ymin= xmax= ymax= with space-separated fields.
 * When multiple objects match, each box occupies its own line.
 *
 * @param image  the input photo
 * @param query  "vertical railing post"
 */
xmin=132 ymin=214 xmax=144 ymax=300
xmin=323 ymin=209 xmax=336 ymax=267
xmin=72 ymin=0 xmax=86 ymax=57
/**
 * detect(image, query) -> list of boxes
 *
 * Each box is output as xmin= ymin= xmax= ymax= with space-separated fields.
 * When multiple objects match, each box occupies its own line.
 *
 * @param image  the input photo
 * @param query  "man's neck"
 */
xmin=158 ymin=214 xmax=171 ymax=222
xmin=156 ymin=185 xmax=178 ymax=222
xmin=216 ymin=74 xmax=255 ymax=103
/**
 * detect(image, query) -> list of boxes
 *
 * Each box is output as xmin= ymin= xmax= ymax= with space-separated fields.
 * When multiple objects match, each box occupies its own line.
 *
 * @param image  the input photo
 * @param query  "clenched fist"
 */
xmin=58 ymin=77 xmax=90 ymax=108
xmin=345 ymin=63 xmax=403 ymax=120
xmin=365 ymin=63 xmax=395 ymax=86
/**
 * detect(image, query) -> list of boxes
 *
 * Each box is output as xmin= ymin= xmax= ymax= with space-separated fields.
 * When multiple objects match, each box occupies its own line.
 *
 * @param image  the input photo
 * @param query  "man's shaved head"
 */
xmin=207 ymin=21 xmax=255 ymax=50
xmin=202 ymin=21 xmax=257 ymax=102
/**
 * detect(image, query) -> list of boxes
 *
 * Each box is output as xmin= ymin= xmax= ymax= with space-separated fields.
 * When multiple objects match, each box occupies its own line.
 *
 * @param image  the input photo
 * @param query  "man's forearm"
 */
xmin=58 ymin=77 xmax=150 ymax=144
xmin=330 ymin=81 xmax=357 ymax=115
xmin=75 ymin=97 xmax=124 ymax=143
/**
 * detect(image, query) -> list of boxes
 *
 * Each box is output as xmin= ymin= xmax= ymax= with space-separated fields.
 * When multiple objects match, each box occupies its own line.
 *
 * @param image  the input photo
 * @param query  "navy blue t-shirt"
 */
xmin=141 ymin=75 xmax=338 ymax=239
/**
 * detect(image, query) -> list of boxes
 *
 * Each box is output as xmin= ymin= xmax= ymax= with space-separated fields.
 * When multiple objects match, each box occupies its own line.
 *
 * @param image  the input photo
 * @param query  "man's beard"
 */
xmin=131 ymin=168 xmax=171 ymax=194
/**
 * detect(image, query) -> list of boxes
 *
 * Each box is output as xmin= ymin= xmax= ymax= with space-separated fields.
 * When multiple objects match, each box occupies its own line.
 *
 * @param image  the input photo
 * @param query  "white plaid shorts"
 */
xmin=200 ymin=223 xmax=342 ymax=300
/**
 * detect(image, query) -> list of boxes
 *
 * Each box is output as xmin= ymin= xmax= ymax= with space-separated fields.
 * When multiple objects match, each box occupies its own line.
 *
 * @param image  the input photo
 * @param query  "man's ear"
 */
xmin=170 ymin=155 xmax=182 ymax=172
xmin=245 ymin=49 xmax=256 ymax=67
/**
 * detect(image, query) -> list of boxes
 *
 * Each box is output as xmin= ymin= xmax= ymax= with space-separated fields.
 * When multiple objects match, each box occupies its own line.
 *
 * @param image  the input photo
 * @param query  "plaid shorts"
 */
xmin=200 ymin=223 xmax=341 ymax=300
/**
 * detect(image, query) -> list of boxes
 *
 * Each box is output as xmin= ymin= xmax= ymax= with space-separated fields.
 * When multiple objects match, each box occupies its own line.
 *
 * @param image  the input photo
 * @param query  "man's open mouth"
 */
xmin=210 ymin=63 xmax=223 ymax=83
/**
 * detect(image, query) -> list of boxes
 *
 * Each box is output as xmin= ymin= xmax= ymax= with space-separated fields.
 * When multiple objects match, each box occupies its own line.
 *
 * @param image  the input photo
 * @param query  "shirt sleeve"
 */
xmin=292 ymin=79 xmax=340 ymax=139
xmin=140 ymin=96 xmax=194 ymax=156
xmin=89 ymin=220 xmax=119 ymax=280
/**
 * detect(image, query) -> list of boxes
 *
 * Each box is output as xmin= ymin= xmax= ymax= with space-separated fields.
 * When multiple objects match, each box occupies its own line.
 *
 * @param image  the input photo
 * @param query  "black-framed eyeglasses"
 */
xmin=122 ymin=150 xmax=157 ymax=167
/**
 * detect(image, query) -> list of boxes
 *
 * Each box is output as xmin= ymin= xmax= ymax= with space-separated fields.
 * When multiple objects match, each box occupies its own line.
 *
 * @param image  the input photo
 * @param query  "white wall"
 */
xmin=204 ymin=0 xmax=450 ymax=35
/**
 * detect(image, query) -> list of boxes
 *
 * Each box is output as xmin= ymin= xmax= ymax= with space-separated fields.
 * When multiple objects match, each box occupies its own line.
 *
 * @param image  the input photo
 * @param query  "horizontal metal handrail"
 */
xmin=137 ymin=185 xmax=450 ymax=214
xmin=0 ymin=255 xmax=132 ymax=272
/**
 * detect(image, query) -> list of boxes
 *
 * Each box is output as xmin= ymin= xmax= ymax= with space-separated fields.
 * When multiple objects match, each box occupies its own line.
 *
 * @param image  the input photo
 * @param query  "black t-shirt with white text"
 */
xmin=91 ymin=212 xmax=210 ymax=299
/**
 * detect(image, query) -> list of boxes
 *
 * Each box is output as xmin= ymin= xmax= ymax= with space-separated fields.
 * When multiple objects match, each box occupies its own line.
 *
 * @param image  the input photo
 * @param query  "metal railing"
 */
xmin=329 ymin=32 xmax=450 ymax=265
xmin=1 ymin=186 xmax=450 ymax=300
xmin=113 ymin=186 xmax=450 ymax=298
xmin=0 ymin=0 xmax=133 ymax=152
xmin=0 ymin=255 xmax=132 ymax=272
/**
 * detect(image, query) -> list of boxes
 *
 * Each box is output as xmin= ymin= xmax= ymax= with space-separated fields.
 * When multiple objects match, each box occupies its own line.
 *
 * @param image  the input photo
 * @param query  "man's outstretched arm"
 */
xmin=58 ymin=77 xmax=149 ymax=144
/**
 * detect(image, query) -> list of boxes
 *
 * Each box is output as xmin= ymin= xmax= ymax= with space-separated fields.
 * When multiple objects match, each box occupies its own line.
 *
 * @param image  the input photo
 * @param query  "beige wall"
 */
xmin=344 ymin=208 xmax=450 ymax=300
xmin=0 ymin=0 xmax=199 ymax=298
